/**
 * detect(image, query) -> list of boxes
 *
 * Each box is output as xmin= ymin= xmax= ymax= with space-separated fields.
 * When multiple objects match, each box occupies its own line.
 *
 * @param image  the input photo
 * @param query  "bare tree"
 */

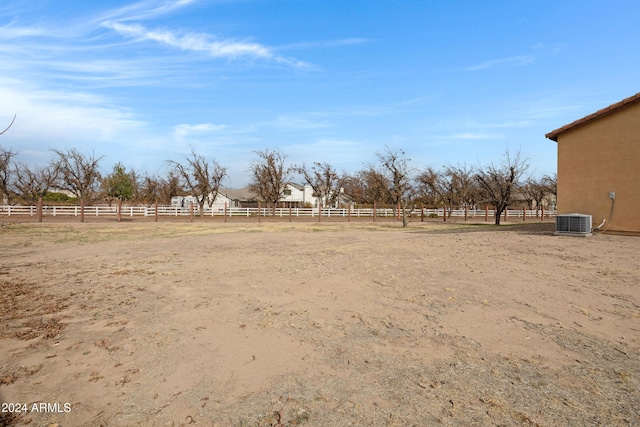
xmin=449 ymin=164 xmax=480 ymax=209
xmin=127 ymin=168 xmax=142 ymax=204
xmin=161 ymin=171 xmax=184 ymax=205
xmin=248 ymin=149 xmax=291 ymax=213
xmin=342 ymin=168 xmax=396 ymax=207
xmin=520 ymin=176 xmax=553 ymax=214
xmin=341 ymin=170 xmax=388 ymax=206
xmin=138 ymin=172 xmax=183 ymax=205
xmin=376 ymin=146 xmax=415 ymax=227
xmin=414 ymin=171 xmax=438 ymax=208
xmin=1 ymin=117 xmax=19 ymax=204
xmin=168 ymin=150 xmax=227 ymax=217
xmin=296 ymin=162 xmax=340 ymax=208
xmin=542 ymin=173 xmax=557 ymax=199
xmin=475 ymin=150 xmax=529 ymax=225
xmin=416 ymin=167 xmax=454 ymax=215
xmin=139 ymin=174 xmax=162 ymax=205
xmin=417 ymin=164 xmax=479 ymax=217
xmin=338 ymin=172 xmax=366 ymax=205
xmin=11 ymin=163 xmax=58 ymax=204
xmin=50 ymin=148 xmax=103 ymax=203
xmin=0 ymin=146 xmax=17 ymax=204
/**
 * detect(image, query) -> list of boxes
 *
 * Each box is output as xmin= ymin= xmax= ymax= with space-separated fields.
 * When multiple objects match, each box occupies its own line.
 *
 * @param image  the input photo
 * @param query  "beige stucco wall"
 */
xmin=556 ymin=101 xmax=640 ymax=232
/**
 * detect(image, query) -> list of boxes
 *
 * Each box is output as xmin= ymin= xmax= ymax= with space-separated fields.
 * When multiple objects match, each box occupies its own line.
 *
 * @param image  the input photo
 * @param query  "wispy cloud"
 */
xmin=478 ymin=120 xmax=532 ymax=129
xmin=445 ymin=132 xmax=504 ymax=140
xmin=95 ymin=0 xmax=310 ymax=68
xmin=526 ymin=104 xmax=580 ymax=120
xmin=103 ymin=21 xmax=309 ymax=67
xmin=106 ymin=22 xmax=264 ymax=58
xmin=97 ymin=0 xmax=195 ymax=23
xmin=274 ymin=115 xmax=331 ymax=131
xmin=279 ymin=38 xmax=371 ymax=51
xmin=0 ymin=78 xmax=147 ymax=150
xmin=463 ymin=55 xmax=535 ymax=71
xmin=173 ymin=123 xmax=227 ymax=139
xmin=0 ymin=23 xmax=48 ymax=39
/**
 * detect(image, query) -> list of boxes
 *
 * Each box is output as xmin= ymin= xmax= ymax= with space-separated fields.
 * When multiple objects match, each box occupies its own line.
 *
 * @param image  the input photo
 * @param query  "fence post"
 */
xmin=258 ymin=201 xmax=261 ymax=223
xmin=117 ymin=200 xmax=122 ymax=222
xmin=190 ymin=202 xmax=194 ymax=223
xmin=397 ymin=203 xmax=401 ymax=221
xmin=289 ymin=203 xmax=292 ymax=222
xmin=541 ymin=205 xmax=545 ymax=221
xmin=318 ymin=203 xmax=321 ymax=223
xmin=523 ymin=206 xmax=526 ymax=222
xmin=485 ymin=205 xmax=488 ymax=222
xmin=80 ymin=199 xmax=85 ymax=223
xmin=224 ymin=202 xmax=228 ymax=222
xmin=373 ymin=202 xmax=376 ymax=222
xmin=443 ymin=204 xmax=447 ymax=222
xmin=37 ymin=197 xmax=43 ymax=223
xmin=464 ymin=205 xmax=468 ymax=222
xmin=421 ymin=206 xmax=424 ymax=222
xmin=348 ymin=204 xmax=351 ymax=222
xmin=155 ymin=202 xmax=159 ymax=222
xmin=504 ymin=208 xmax=508 ymax=222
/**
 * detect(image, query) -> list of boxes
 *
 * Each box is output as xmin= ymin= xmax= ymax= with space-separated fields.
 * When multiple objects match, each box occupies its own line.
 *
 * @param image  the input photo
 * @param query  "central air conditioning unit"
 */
xmin=555 ymin=214 xmax=592 ymax=235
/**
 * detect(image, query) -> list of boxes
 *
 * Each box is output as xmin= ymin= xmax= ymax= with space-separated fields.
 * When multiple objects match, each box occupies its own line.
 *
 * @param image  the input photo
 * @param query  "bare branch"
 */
xmin=417 ymin=164 xmax=479 ymax=216
xmin=168 ymin=149 xmax=227 ymax=216
xmin=0 ymin=115 xmax=16 ymax=135
xmin=248 ymin=149 xmax=291 ymax=212
xmin=0 ymin=146 xmax=18 ymax=203
xmin=12 ymin=163 xmax=58 ymax=204
xmin=475 ymin=149 xmax=529 ymax=225
xmin=296 ymin=162 xmax=340 ymax=208
xmin=375 ymin=146 xmax=415 ymax=227
xmin=50 ymin=148 xmax=104 ymax=203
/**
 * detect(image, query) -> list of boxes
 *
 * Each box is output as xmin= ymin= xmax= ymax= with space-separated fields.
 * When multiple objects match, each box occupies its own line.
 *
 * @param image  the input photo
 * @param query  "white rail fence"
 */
xmin=0 ymin=204 xmax=556 ymax=221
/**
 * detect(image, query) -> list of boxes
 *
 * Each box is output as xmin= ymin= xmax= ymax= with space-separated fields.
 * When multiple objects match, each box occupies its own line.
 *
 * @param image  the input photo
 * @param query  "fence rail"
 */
xmin=0 ymin=204 xmax=556 ymax=222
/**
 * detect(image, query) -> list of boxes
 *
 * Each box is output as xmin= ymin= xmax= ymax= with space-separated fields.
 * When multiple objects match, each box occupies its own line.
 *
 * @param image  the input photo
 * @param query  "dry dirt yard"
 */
xmin=0 ymin=221 xmax=638 ymax=426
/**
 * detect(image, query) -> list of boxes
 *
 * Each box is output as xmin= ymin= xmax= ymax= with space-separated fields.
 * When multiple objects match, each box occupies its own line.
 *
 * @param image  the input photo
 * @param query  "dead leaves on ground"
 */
xmin=0 ymin=280 xmax=68 ymax=340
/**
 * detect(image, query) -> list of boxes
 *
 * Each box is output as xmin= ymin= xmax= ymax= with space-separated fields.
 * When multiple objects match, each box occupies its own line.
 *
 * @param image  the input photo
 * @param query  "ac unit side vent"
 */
xmin=556 ymin=214 xmax=592 ymax=234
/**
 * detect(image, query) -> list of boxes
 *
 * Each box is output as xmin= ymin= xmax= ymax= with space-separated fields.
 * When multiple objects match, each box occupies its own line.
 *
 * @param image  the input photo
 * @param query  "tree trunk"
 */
xmin=494 ymin=206 xmax=502 ymax=225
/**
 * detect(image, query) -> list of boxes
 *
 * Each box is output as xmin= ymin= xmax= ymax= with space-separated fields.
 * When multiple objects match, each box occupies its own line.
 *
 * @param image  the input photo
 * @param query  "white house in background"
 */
xmin=282 ymin=183 xmax=353 ymax=208
xmin=172 ymin=183 xmax=353 ymax=210
xmin=281 ymin=183 xmax=315 ymax=207
xmin=170 ymin=192 xmax=239 ymax=211
xmin=170 ymin=195 xmax=199 ymax=208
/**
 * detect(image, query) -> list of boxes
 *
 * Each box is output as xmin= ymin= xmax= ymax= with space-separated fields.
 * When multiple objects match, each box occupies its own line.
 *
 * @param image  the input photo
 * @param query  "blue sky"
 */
xmin=1 ymin=0 xmax=639 ymax=187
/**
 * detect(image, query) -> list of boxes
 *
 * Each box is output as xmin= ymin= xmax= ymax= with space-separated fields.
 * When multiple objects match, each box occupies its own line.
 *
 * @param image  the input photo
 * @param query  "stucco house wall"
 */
xmin=546 ymin=94 xmax=640 ymax=233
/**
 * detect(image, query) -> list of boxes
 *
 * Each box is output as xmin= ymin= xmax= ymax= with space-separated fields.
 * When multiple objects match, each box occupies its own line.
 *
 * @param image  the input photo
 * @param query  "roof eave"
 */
xmin=545 ymin=92 xmax=640 ymax=142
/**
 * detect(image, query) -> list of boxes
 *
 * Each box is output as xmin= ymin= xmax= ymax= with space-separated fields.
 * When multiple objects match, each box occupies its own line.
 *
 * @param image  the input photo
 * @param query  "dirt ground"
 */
xmin=1 ymin=221 xmax=638 ymax=426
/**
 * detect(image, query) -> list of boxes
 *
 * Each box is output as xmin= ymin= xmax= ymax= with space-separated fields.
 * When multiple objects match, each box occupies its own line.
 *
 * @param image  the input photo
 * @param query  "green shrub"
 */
xmin=43 ymin=192 xmax=77 ymax=203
